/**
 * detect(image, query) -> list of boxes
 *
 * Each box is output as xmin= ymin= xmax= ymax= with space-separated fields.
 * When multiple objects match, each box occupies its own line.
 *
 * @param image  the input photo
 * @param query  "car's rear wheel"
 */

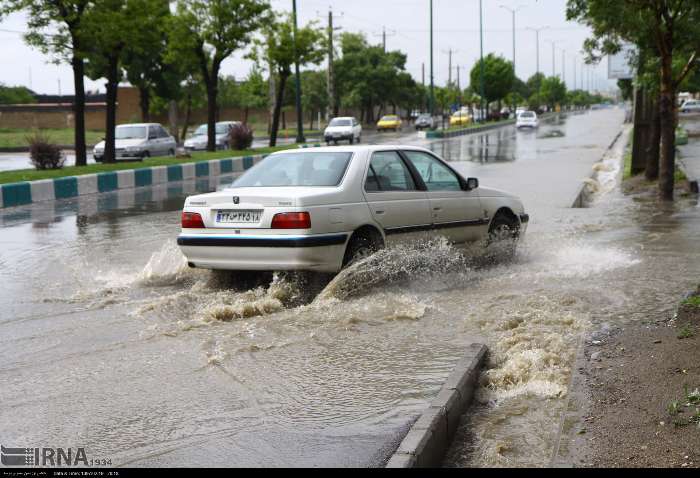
xmin=349 ymin=136 xmax=354 ymax=145
xmin=342 ymin=231 xmax=383 ymax=269
xmin=486 ymin=212 xmax=520 ymax=262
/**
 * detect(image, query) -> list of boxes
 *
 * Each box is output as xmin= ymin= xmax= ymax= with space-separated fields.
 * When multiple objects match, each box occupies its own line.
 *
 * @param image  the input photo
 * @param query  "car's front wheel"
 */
xmin=486 ymin=212 xmax=520 ymax=262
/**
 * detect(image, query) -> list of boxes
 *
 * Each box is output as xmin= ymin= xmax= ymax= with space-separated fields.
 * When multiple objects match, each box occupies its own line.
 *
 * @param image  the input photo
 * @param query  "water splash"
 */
xmin=316 ymin=238 xmax=469 ymax=302
xmin=137 ymin=240 xmax=195 ymax=286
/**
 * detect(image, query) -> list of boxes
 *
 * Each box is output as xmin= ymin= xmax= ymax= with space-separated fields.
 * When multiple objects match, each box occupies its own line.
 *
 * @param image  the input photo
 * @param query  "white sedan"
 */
xmin=177 ymin=146 xmax=529 ymax=273
xmin=516 ymin=111 xmax=539 ymax=129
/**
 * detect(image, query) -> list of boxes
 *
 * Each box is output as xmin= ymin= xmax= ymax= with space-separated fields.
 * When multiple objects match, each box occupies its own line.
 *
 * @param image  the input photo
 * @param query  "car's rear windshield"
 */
xmin=519 ymin=112 xmax=535 ymax=118
xmin=381 ymin=116 xmax=398 ymax=121
xmin=329 ymin=119 xmax=352 ymax=126
xmin=116 ymin=126 xmax=147 ymax=139
xmin=232 ymin=152 xmax=353 ymax=188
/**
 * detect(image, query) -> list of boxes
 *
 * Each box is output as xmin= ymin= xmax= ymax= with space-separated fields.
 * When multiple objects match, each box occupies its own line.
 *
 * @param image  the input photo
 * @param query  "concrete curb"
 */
xmin=570 ymin=127 xmax=627 ymax=208
xmin=677 ymin=157 xmax=699 ymax=194
xmin=0 ymin=153 xmax=267 ymax=209
xmin=385 ymin=343 xmax=488 ymax=468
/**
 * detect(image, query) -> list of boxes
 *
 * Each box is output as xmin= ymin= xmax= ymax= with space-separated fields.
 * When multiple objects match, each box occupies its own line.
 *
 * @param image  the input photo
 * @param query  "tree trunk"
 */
xmin=204 ymin=61 xmax=220 ymax=152
xmin=71 ymin=50 xmax=87 ymax=167
xmin=181 ymin=92 xmax=192 ymax=143
xmin=658 ymin=56 xmax=676 ymax=201
xmin=645 ymin=97 xmax=661 ymax=181
xmin=244 ymin=107 xmax=249 ymax=124
xmin=139 ymin=85 xmax=151 ymax=122
xmin=103 ymin=56 xmax=119 ymax=164
xmin=282 ymin=110 xmax=287 ymax=131
xmin=269 ymin=73 xmax=289 ymax=147
xmin=631 ymin=86 xmax=651 ymax=175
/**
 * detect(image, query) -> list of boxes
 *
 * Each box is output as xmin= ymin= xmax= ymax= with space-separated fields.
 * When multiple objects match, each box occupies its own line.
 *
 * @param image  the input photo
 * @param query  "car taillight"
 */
xmin=181 ymin=212 xmax=205 ymax=229
xmin=271 ymin=212 xmax=311 ymax=229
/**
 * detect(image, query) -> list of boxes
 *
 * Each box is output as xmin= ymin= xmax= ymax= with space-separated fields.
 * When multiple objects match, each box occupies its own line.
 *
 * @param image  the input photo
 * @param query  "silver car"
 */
xmin=93 ymin=123 xmax=176 ymax=161
xmin=178 ymin=145 xmax=529 ymax=273
xmin=184 ymin=121 xmax=240 ymax=151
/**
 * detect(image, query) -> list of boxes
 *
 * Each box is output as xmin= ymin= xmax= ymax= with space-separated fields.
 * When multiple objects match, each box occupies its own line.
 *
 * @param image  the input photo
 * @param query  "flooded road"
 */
xmin=4 ymin=109 xmax=697 ymax=468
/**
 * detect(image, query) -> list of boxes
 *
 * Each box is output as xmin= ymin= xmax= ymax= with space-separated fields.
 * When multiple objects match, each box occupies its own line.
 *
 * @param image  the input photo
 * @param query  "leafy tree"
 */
xmin=254 ymin=14 xmax=324 ymax=146
xmin=617 ymin=79 xmax=633 ymax=101
xmin=469 ymin=54 xmax=515 ymax=109
xmin=526 ymin=72 xmax=546 ymax=98
xmin=540 ymin=76 xmax=568 ymax=109
xmin=1 ymin=0 xmax=91 ymax=165
xmin=169 ymin=0 xmax=269 ymax=151
xmin=298 ymin=70 xmax=327 ymax=129
xmin=82 ymin=0 xmax=132 ymax=163
xmin=0 ymin=84 xmax=36 ymax=104
xmin=567 ymin=0 xmax=700 ymax=200
xmin=121 ymin=0 xmax=172 ymax=122
xmin=334 ymin=33 xmax=417 ymax=123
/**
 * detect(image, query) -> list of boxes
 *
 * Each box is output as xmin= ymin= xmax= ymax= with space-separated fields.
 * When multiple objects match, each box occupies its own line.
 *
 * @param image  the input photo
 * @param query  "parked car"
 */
xmin=93 ymin=123 xmax=176 ymax=162
xmin=177 ymin=145 xmax=530 ymax=274
xmin=324 ymin=117 xmax=362 ymax=145
xmin=184 ymin=121 xmax=240 ymax=151
xmin=376 ymin=115 xmax=402 ymax=132
xmin=516 ymin=111 xmax=539 ymax=129
xmin=415 ymin=114 xmax=435 ymax=130
xmin=449 ymin=110 xmax=472 ymax=127
xmin=680 ymin=99 xmax=700 ymax=114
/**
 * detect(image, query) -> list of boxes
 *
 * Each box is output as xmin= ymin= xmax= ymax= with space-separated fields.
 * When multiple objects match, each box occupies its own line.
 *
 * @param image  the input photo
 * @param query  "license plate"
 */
xmin=216 ymin=210 xmax=262 ymax=224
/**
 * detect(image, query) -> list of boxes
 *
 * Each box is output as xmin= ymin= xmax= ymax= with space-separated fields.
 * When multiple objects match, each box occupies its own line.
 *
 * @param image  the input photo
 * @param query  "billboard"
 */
xmin=608 ymin=43 xmax=636 ymax=79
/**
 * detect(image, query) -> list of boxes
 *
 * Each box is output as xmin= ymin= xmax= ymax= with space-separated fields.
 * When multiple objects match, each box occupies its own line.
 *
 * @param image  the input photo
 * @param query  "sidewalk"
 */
xmin=678 ymin=140 xmax=700 ymax=193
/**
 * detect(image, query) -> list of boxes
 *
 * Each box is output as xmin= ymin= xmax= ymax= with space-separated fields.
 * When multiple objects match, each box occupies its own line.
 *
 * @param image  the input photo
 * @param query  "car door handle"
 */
xmin=433 ymin=207 xmax=442 ymax=211
xmin=375 ymin=210 xmax=385 ymax=215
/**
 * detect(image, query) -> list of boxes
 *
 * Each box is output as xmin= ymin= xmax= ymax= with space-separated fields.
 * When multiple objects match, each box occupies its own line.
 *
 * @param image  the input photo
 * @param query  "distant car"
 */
xmin=415 ymin=114 xmax=435 ymax=130
xmin=184 ymin=121 xmax=240 ymax=151
xmin=449 ymin=110 xmax=472 ymax=127
xmin=680 ymin=99 xmax=700 ymax=114
xmin=93 ymin=123 xmax=176 ymax=162
xmin=177 ymin=145 xmax=530 ymax=274
xmin=324 ymin=117 xmax=362 ymax=145
xmin=516 ymin=111 xmax=539 ymax=129
xmin=377 ymin=115 xmax=402 ymax=132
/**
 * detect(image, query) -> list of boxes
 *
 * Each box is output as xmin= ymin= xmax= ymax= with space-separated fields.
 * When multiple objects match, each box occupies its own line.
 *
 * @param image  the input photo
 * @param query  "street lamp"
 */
xmin=526 ymin=26 xmax=549 ymax=77
xmin=500 ymin=4 xmax=526 ymax=116
xmin=545 ymin=40 xmax=561 ymax=78
xmin=526 ymin=26 xmax=548 ymax=111
xmin=429 ymin=0 xmax=435 ymax=117
xmin=292 ymin=0 xmax=305 ymax=144
xmin=479 ymin=0 xmax=485 ymax=122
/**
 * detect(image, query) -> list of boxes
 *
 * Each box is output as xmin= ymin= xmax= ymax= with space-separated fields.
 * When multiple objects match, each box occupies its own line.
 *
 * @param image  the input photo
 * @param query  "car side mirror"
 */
xmin=465 ymin=177 xmax=479 ymax=191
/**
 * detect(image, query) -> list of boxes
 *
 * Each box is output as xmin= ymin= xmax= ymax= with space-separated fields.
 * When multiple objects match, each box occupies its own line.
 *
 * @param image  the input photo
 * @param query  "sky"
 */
xmin=0 ymin=0 xmax=615 ymax=95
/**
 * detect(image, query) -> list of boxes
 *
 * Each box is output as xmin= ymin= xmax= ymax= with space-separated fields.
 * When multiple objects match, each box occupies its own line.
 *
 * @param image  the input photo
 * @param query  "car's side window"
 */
xmin=365 ymin=151 xmax=417 ymax=192
xmin=404 ymin=151 xmax=462 ymax=192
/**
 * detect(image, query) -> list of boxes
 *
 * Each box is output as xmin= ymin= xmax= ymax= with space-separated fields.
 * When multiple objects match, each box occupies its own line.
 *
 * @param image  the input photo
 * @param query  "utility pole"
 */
xmin=374 ymin=26 xmax=396 ymax=53
xmin=479 ymin=0 xmax=485 ymax=121
xmin=292 ymin=0 xmax=305 ymax=143
xmin=442 ymin=49 xmax=458 ymax=86
xmin=422 ymin=62 xmax=425 ymax=86
xmin=429 ymin=0 xmax=435 ymax=116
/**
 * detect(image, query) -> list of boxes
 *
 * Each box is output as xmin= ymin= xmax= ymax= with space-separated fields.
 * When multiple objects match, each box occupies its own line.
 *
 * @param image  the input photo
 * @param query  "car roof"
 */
xmin=116 ymin=123 xmax=161 ymax=127
xmin=269 ymin=145 xmax=435 ymax=156
xmin=331 ymin=116 xmax=356 ymax=120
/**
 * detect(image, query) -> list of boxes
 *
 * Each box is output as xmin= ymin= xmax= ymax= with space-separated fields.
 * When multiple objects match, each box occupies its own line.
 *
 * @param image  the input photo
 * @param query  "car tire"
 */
xmin=357 ymin=135 xmax=361 ymax=143
xmin=349 ymin=136 xmax=354 ymax=145
xmin=342 ymin=232 xmax=382 ymax=269
xmin=168 ymin=149 xmax=175 ymax=157
xmin=142 ymin=151 xmax=150 ymax=159
xmin=486 ymin=212 xmax=520 ymax=262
